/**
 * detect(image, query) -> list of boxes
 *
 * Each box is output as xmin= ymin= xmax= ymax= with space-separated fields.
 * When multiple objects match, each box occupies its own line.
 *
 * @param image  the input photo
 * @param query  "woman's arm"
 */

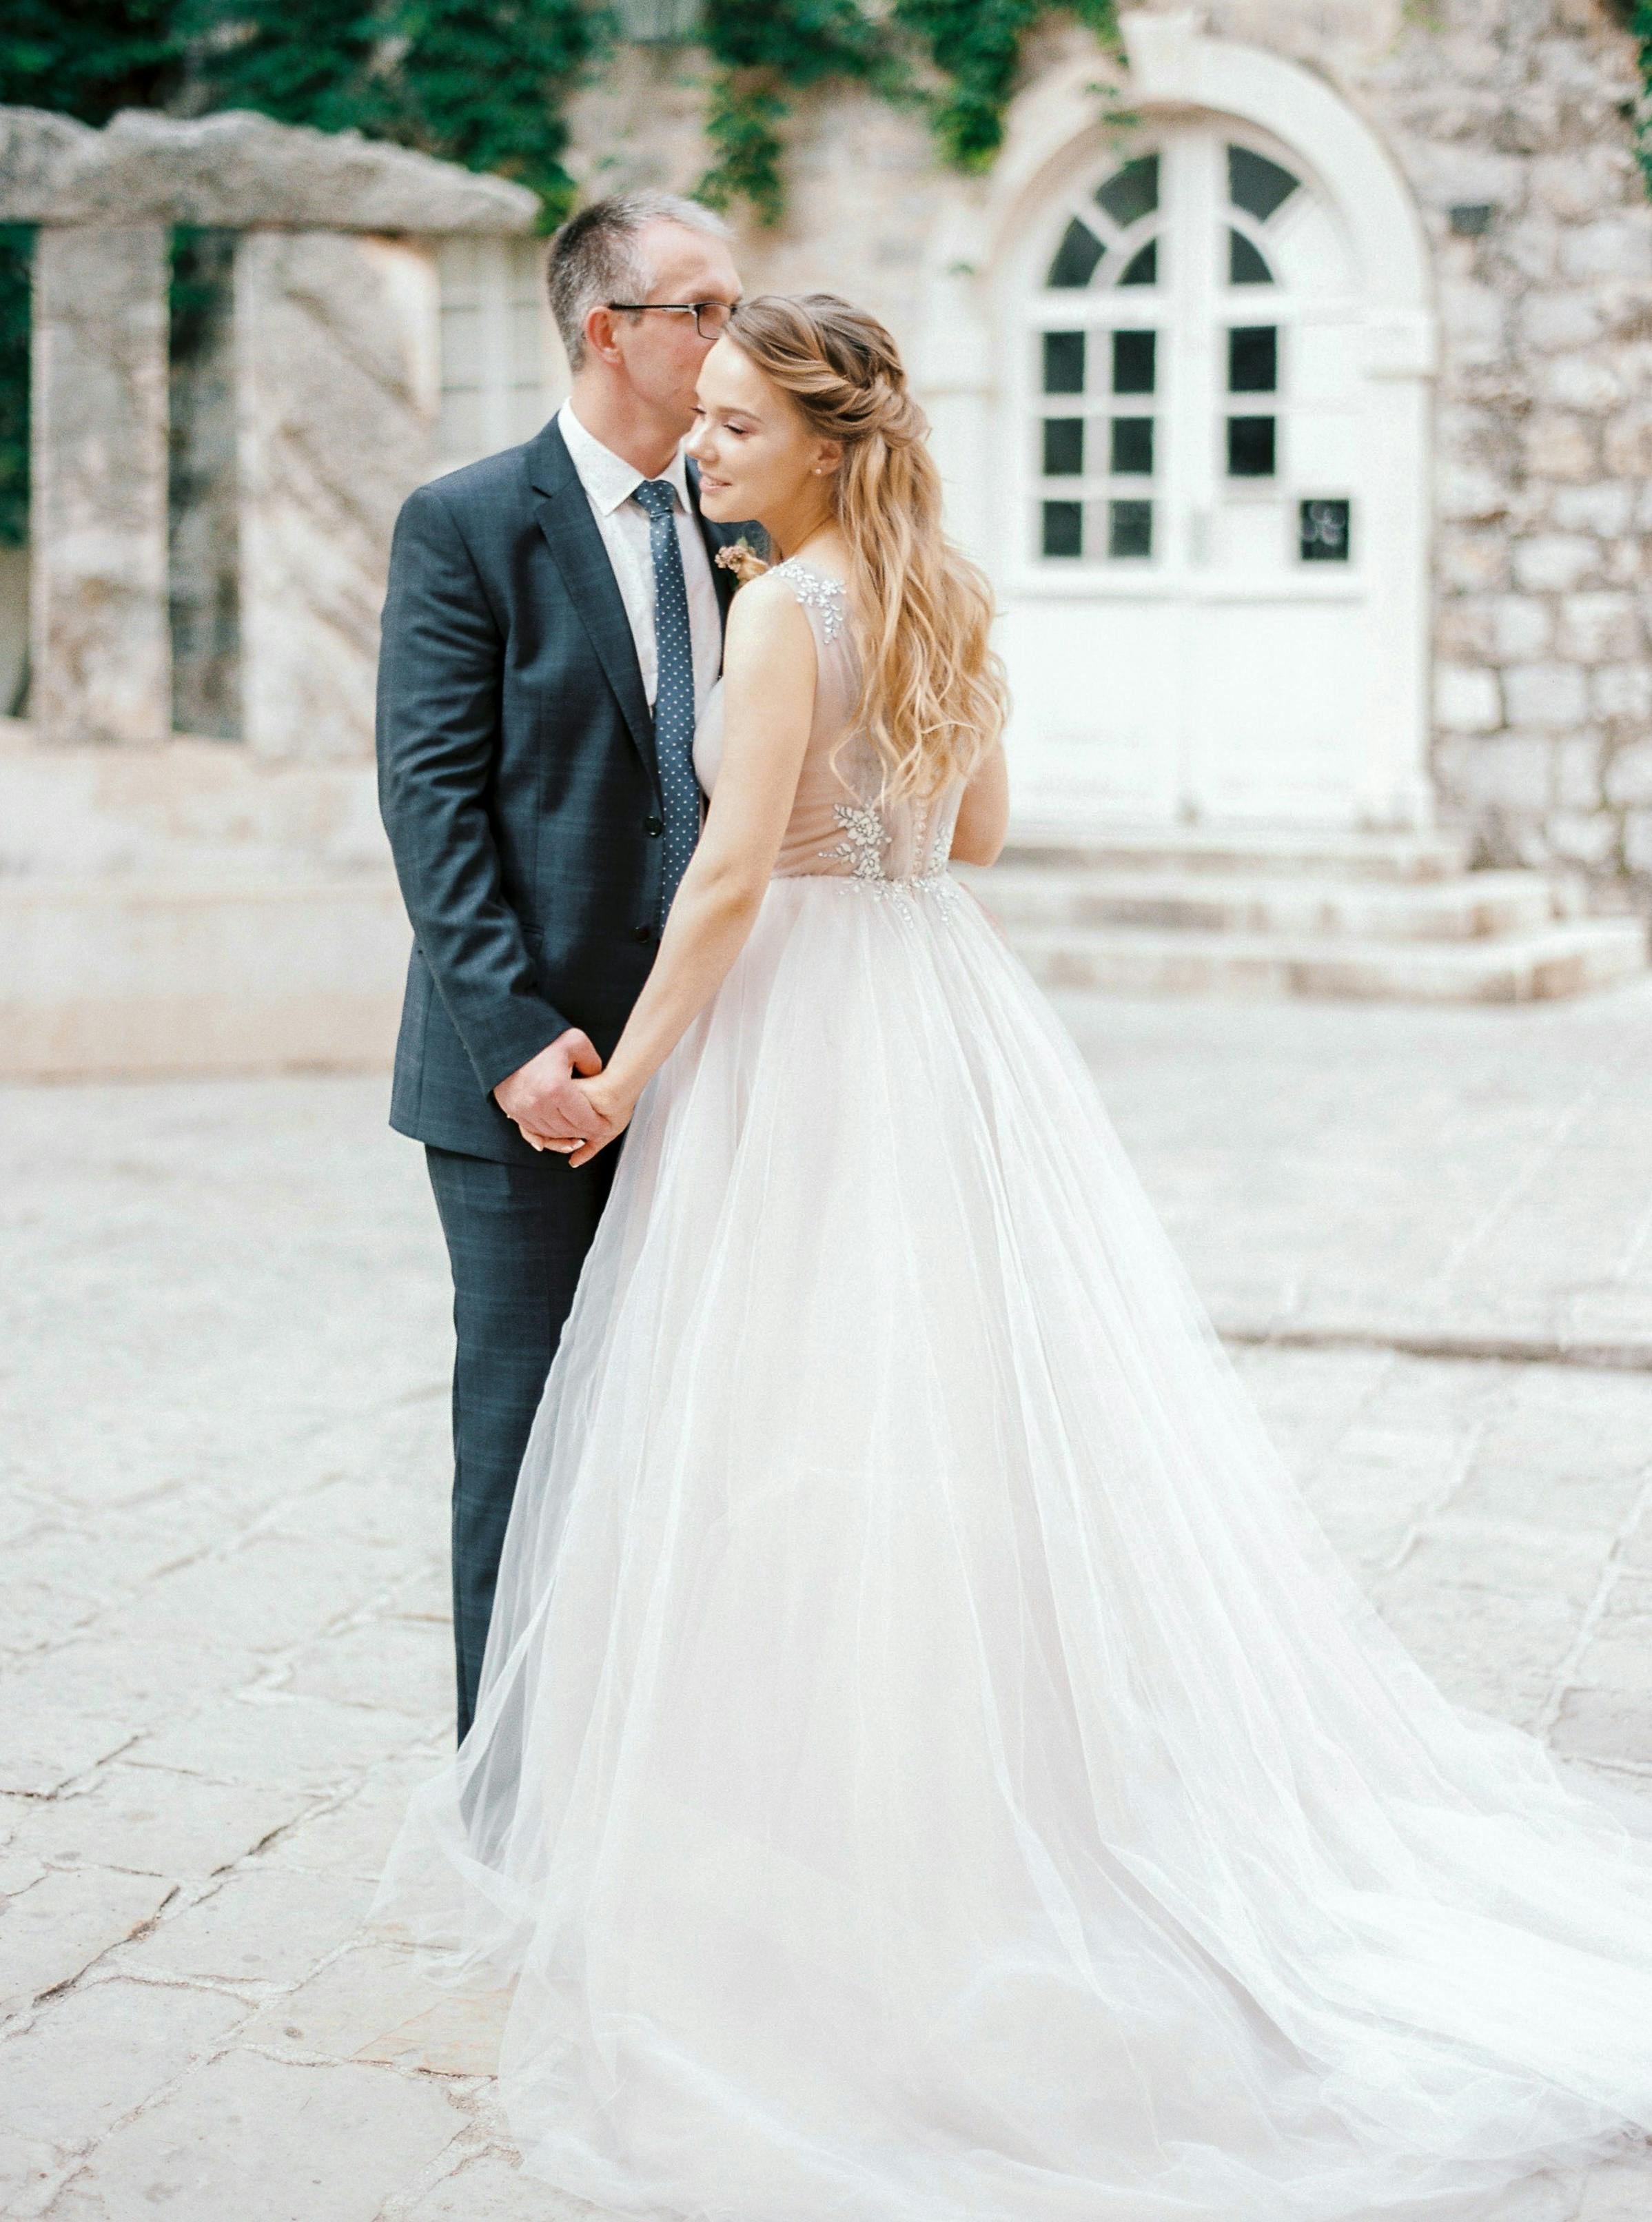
xmin=949 ymin=738 xmax=1010 ymax=867
xmin=564 ymin=579 xmax=817 ymax=1165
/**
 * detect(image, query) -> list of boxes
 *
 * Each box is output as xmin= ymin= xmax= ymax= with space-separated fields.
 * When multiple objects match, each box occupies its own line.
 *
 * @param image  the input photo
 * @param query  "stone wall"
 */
xmin=562 ymin=0 xmax=1652 ymax=885
xmin=1373 ymin=0 xmax=1652 ymax=882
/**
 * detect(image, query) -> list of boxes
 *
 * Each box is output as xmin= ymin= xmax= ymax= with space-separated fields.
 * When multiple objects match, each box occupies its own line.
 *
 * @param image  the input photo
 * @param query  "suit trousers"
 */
xmin=425 ymin=1141 xmax=619 ymax=1742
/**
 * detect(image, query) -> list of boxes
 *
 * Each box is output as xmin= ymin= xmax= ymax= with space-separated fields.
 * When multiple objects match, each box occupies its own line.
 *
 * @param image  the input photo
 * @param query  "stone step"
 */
xmin=1001 ymin=822 xmax=1471 ymax=882
xmin=964 ymin=865 xmax=1559 ymax=942
xmin=1006 ymin=917 xmax=1650 ymax=1003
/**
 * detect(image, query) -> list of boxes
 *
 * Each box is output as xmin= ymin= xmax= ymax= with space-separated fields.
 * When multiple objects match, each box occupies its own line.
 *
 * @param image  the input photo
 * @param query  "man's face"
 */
xmin=600 ymin=222 xmax=742 ymax=434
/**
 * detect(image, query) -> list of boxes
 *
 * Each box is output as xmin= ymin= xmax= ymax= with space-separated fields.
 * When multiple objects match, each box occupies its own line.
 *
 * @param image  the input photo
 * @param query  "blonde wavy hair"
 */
xmin=725 ymin=293 xmax=1008 ymax=802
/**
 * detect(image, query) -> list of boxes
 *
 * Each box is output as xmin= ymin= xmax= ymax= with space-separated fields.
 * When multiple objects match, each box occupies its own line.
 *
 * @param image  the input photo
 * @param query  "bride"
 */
xmin=374 ymin=293 xmax=1652 ymax=2221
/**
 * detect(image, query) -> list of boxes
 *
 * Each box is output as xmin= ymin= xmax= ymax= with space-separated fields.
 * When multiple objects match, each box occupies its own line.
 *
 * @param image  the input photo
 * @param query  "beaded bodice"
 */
xmin=692 ymin=560 xmax=963 ymax=899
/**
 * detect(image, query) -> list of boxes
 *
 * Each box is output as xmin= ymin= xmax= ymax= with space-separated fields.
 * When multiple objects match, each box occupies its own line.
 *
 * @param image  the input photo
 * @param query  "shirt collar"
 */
xmin=558 ymin=398 xmax=691 ymax=518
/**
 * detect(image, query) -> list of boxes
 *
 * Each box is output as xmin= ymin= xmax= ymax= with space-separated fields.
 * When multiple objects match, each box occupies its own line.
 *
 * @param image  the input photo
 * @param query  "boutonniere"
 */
xmin=715 ymin=538 xmax=769 ymax=587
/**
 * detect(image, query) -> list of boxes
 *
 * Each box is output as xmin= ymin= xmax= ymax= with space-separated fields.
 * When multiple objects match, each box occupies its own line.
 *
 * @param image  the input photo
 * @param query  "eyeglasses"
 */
xmin=605 ymin=300 xmax=737 ymax=338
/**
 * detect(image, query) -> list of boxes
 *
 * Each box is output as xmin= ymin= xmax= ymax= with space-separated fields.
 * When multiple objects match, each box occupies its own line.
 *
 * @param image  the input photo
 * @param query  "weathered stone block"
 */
xmin=1551 ymin=730 xmax=1606 ymax=807
xmin=1548 ymin=808 xmax=1620 ymax=865
xmin=1558 ymin=215 xmax=1652 ymax=283
xmin=1437 ymin=733 xmax=1554 ymax=813
xmin=1503 ymin=661 xmax=1589 ymax=729
xmin=1531 ymin=149 xmax=1638 ymax=222
xmin=1436 ymin=529 xmax=1509 ymax=593
xmin=1556 ymin=590 xmax=1641 ymax=663
xmin=1487 ymin=594 xmax=1555 ymax=660
xmin=1520 ymin=411 xmax=1598 ymax=480
xmin=1603 ymin=406 xmax=1652 ymax=475
xmin=30 ymin=225 xmax=170 ymax=746
xmin=1511 ymin=533 xmax=1596 ymax=592
xmin=1436 ymin=462 xmax=1510 ymax=525
xmin=1624 ymin=808 xmax=1652 ymax=875
xmin=1501 ymin=215 xmax=1562 ymax=287
xmin=1438 ymin=278 xmax=1505 ymax=366
xmin=1606 ymin=738 xmax=1652 ymax=804
xmin=1517 ymin=290 xmax=1604 ymax=353
xmin=236 ymin=231 xmax=439 ymax=760
xmin=1600 ymin=536 xmax=1650 ymax=588
xmin=1535 ymin=353 xmax=1624 ymax=411
xmin=1434 ymin=596 xmax=1495 ymax=660
xmin=1434 ymin=660 xmax=1502 ymax=733
xmin=1 ymin=108 xmax=538 ymax=233
xmin=1551 ymin=481 xmax=1633 ymax=536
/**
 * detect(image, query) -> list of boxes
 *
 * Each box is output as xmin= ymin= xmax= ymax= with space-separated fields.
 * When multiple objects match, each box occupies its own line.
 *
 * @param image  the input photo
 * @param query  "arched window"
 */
xmin=1030 ymin=134 xmax=1340 ymax=570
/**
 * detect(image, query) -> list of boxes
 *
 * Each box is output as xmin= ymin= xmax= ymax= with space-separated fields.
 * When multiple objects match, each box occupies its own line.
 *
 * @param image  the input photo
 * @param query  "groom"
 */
xmin=376 ymin=191 xmax=754 ymax=1740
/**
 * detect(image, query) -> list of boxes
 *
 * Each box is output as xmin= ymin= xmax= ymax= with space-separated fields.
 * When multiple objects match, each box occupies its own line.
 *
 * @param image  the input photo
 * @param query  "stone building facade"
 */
xmin=534 ymin=0 xmax=1652 ymax=881
xmin=6 ymin=0 xmax=1652 ymax=1077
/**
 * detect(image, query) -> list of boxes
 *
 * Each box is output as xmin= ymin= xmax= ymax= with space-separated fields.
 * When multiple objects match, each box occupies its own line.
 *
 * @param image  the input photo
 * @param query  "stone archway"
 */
xmin=914 ymin=12 xmax=1438 ymax=831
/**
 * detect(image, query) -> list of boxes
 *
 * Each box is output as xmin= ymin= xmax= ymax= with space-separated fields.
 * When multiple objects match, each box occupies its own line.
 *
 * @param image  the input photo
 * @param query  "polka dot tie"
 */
xmin=633 ymin=478 xmax=700 ymax=930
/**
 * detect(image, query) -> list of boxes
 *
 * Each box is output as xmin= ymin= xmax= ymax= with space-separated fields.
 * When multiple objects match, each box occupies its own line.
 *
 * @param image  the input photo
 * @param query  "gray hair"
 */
xmin=546 ymin=190 xmax=732 ymax=369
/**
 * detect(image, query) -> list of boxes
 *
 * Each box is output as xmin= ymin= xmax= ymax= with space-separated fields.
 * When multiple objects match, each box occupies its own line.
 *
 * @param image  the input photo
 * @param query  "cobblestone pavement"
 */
xmin=4 ymin=982 xmax=1652 ymax=2219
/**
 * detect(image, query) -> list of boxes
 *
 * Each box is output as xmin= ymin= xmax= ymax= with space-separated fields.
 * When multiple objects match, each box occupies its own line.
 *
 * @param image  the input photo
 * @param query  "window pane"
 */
xmin=1108 ymin=500 xmax=1153 ymax=558
xmin=1042 ymin=500 xmax=1084 ymax=558
xmin=1227 ymin=145 xmax=1300 ymax=223
xmin=1110 ymin=417 xmax=1154 ymax=475
xmin=1095 ymin=153 xmax=1159 ymax=229
xmin=1043 ymin=418 xmax=1085 ymax=476
xmin=1227 ymin=325 xmax=1277 ymax=394
xmin=1119 ymin=239 xmax=1159 ymax=287
xmin=1042 ymin=329 xmax=1086 ymax=394
xmin=1300 ymin=498 xmax=1352 ymax=562
xmin=1227 ymin=416 xmax=1276 ymax=477
xmin=1228 ymin=230 xmax=1273 ymax=285
xmin=1112 ymin=329 xmax=1156 ymax=394
xmin=1048 ymin=219 xmax=1105 ymax=288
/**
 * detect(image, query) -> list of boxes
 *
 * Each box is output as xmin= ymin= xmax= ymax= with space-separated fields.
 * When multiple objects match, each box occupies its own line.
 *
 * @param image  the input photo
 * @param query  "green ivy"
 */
xmin=0 ymin=228 xmax=30 ymax=551
xmin=1632 ymin=0 xmax=1652 ymax=198
xmin=699 ymin=0 xmax=1120 ymax=224
xmin=179 ymin=0 xmax=613 ymax=223
xmin=896 ymin=0 xmax=1119 ymax=172
xmin=0 ymin=0 xmax=1123 ymax=540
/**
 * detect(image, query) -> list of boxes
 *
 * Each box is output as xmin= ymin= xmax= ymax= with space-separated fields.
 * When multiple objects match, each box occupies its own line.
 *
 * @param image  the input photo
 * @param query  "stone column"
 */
xmin=235 ymin=230 xmax=439 ymax=760
xmin=30 ymin=225 xmax=170 ymax=747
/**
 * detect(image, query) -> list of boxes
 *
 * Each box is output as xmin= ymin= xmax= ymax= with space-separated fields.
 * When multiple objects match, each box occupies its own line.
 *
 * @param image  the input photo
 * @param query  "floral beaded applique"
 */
xmin=825 ymin=798 xmax=890 ymax=887
xmin=773 ymin=558 xmax=846 ymax=644
xmin=821 ymin=794 xmax=962 ymax=921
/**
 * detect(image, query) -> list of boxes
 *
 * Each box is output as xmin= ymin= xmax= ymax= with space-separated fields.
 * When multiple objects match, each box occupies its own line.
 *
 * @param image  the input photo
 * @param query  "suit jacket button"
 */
xmin=644 ymin=814 xmax=664 ymax=837
xmin=633 ymin=922 xmax=654 ymax=944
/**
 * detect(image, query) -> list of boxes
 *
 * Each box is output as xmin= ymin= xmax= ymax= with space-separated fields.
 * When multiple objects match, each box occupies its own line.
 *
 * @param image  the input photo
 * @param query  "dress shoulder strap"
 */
xmin=769 ymin=558 xmax=848 ymax=645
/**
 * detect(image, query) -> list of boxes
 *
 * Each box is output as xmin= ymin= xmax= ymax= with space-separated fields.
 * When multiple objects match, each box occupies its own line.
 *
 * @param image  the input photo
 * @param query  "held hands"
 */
xmin=493 ymin=1030 xmax=630 ymax=1164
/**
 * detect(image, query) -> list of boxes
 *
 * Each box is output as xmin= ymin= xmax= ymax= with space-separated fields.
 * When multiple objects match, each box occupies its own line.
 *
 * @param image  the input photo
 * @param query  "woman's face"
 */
xmin=686 ymin=337 xmax=837 ymax=524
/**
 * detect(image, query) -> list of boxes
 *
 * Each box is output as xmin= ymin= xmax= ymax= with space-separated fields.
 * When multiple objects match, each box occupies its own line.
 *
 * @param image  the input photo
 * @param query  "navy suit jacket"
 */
xmin=376 ymin=416 xmax=757 ymax=1165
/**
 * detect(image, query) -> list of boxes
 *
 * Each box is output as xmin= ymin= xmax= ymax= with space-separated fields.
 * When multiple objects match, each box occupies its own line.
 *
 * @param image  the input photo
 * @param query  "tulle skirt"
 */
xmin=373 ymin=870 xmax=1652 ymax=2221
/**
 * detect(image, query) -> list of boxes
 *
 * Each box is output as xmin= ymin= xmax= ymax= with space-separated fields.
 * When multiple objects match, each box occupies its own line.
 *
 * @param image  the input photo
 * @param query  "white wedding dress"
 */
xmin=374 ymin=558 xmax=1652 ymax=2222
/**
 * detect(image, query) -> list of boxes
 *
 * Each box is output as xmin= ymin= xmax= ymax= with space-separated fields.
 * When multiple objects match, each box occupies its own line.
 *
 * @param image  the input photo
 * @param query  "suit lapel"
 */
xmin=526 ymin=418 xmax=656 ymax=780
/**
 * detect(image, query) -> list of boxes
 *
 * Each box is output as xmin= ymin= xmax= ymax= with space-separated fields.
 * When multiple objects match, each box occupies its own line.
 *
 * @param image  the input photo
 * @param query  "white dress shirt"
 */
xmin=556 ymin=399 xmax=722 ymax=722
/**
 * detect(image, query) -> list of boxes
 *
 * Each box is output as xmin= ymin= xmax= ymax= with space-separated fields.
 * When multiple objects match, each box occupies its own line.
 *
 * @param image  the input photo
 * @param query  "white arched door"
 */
xmin=992 ymin=108 xmax=1429 ymax=829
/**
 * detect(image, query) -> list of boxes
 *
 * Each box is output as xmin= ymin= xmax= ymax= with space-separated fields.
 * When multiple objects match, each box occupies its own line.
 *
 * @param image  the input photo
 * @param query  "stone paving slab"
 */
xmin=1058 ymin=974 xmax=1652 ymax=1363
xmin=3 ymin=992 xmax=1652 ymax=2217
